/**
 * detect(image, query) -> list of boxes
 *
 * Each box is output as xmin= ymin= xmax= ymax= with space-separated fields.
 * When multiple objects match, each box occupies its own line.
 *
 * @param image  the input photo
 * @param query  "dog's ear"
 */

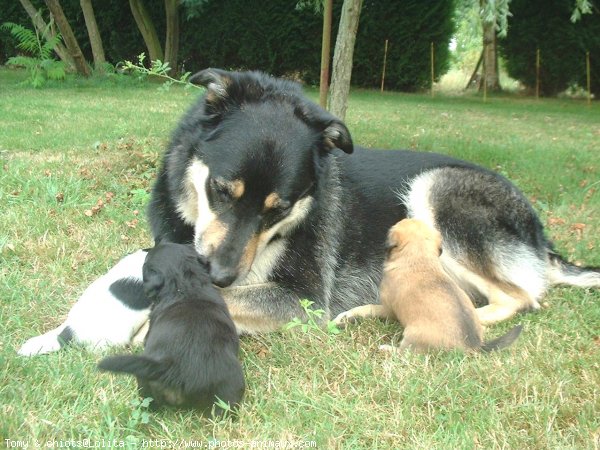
xmin=189 ymin=69 xmax=234 ymax=124
xmin=196 ymin=254 xmax=209 ymax=268
xmin=431 ymin=228 xmax=443 ymax=257
xmin=296 ymin=104 xmax=353 ymax=154
xmin=384 ymin=233 xmax=398 ymax=260
xmin=384 ymin=242 xmax=396 ymax=260
xmin=143 ymin=268 xmax=165 ymax=298
xmin=322 ymin=119 xmax=353 ymax=154
xmin=189 ymin=68 xmax=231 ymax=98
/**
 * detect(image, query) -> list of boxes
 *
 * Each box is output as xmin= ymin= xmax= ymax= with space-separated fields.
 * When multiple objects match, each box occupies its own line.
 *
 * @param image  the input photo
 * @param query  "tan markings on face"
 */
xmin=214 ymin=177 xmax=245 ymax=200
xmin=177 ymin=176 xmax=199 ymax=225
xmin=202 ymin=219 xmax=228 ymax=254
xmin=175 ymin=158 xmax=214 ymax=230
xmin=239 ymin=234 xmax=260 ymax=274
xmin=231 ymin=179 xmax=245 ymax=199
xmin=263 ymin=192 xmax=281 ymax=211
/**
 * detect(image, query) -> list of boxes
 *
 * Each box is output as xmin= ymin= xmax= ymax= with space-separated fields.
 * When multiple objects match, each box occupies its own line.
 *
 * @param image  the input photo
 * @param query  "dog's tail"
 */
xmin=480 ymin=324 xmax=523 ymax=353
xmin=547 ymin=250 xmax=600 ymax=288
xmin=98 ymin=354 xmax=169 ymax=380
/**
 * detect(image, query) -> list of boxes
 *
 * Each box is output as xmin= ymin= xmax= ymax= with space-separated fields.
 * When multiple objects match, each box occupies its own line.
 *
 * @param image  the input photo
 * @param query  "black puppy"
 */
xmin=98 ymin=243 xmax=245 ymax=414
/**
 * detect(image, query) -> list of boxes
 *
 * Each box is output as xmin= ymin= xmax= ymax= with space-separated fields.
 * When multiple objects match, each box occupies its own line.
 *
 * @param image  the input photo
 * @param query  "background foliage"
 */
xmin=353 ymin=0 xmax=455 ymax=91
xmin=499 ymin=0 xmax=600 ymax=96
xmin=0 ymin=0 xmax=455 ymax=91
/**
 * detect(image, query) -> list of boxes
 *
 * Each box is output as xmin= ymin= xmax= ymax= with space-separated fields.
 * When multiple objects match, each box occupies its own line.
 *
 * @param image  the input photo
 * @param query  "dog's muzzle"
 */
xmin=208 ymin=260 xmax=238 ymax=288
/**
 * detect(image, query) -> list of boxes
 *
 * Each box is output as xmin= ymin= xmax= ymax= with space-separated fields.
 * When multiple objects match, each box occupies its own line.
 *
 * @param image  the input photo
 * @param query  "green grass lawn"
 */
xmin=1 ymin=67 xmax=599 ymax=448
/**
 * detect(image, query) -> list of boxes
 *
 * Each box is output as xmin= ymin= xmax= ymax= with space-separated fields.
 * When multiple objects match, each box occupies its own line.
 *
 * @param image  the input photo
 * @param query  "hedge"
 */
xmin=499 ymin=0 xmax=600 ymax=96
xmin=0 ymin=0 xmax=455 ymax=92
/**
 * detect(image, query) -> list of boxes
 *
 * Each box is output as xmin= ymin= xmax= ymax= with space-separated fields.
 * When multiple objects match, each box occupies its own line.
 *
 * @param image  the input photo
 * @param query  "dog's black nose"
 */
xmin=209 ymin=262 xmax=237 ymax=287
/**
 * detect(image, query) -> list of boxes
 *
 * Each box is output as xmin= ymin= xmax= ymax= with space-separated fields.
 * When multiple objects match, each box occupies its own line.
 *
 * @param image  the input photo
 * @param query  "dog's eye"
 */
xmin=209 ymin=178 xmax=232 ymax=202
xmin=275 ymin=201 xmax=292 ymax=216
xmin=262 ymin=201 xmax=292 ymax=228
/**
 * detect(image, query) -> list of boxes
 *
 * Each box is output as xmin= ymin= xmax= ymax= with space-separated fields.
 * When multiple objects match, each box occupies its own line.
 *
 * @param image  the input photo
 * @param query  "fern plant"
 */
xmin=1 ymin=21 xmax=66 ymax=88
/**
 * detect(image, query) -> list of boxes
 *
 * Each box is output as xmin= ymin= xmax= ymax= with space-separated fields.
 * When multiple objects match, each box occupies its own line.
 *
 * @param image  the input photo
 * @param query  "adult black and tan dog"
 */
xmin=98 ymin=243 xmax=244 ymax=413
xmin=19 ymin=69 xmax=600 ymax=355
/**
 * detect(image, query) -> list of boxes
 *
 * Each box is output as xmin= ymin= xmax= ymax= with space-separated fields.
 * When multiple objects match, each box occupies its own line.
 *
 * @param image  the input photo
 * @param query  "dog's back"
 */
xmin=99 ymin=243 xmax=245 ymax=414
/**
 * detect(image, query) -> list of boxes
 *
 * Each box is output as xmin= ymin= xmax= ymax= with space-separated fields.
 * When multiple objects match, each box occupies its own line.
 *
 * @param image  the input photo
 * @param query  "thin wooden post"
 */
xmin=430 ymin=42 xmax=434 ymax=98
xmin=319 ymin=0 xmax=333 ymax=108
xmin=482 ymin=44 xmax=487 ymax=102
xmin=380 ymin=39 xmax=389 ymax=93
xmin=465 ymin=50 xmax=483 ymax=90
xmin=483 ymin=65 xmax=487 ymax=102
xmin=586 ymin=51 xmax=591 ymax=106
xmin=536 ymin=48 xmax=540 ymax=100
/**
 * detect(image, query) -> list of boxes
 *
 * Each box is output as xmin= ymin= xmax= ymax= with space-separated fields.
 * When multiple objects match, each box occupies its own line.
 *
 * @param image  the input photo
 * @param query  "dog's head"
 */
xmin=385 ymin=219 xmax=443 ymax=260
xmin=170 ymin=69 xmax=353 ymax=287
xmin=143 ymin=242 xmax=210 ymax=299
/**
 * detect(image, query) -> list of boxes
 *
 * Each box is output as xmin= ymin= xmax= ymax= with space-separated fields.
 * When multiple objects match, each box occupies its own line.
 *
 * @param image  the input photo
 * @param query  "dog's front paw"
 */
xmin=18 ymin=332 xmax=62 ymax=356
xmin=333 ymin=310 xmax=359 ymax=327
xmin=378 ymin=344 xmax=396 ymax=353
xmin=333 ymin=304 xmax=385 ymax=326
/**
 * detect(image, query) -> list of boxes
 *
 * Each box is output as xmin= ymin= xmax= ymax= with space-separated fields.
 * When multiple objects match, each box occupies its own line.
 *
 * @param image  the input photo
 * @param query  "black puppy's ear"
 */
xmin=197 ymin=254 xmax=209 ymax=267
xmin=143 ymin=269 xmax=165 ymax=298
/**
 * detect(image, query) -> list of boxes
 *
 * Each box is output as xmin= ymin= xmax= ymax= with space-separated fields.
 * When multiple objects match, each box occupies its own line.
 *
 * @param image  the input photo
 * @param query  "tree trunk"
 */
xmin=319 ymin=0 xmax=333 ymax=108
xmin=44 ymin=0 xmax=90 ymax=76
xmin=80 ymin=0 xmax=106 ymax=73
xmin=164 ymin=0 xmax=179 ymax=75
xmin=18 ymin=0 xmax=75 ymax=71
xmin=129 ymin=0 xmax=164 ymax=63
xmin=481 ymin=19 xmax=501 ymax=92
xmin=327 ymin=0 xmax=363 ymax=121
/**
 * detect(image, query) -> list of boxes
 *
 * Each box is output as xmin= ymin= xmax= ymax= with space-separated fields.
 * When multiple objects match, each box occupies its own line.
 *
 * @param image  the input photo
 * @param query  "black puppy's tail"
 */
xmin=98 ymin=354 xmax=169 ymax=380
xmin=480 ymin=324 xmax=523 ymax=353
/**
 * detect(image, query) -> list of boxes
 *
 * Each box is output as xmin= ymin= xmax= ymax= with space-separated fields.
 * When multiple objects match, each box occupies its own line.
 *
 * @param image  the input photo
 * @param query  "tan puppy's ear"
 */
xmin=384 ymin=242 xmax=396 ymax=260
xmin=384 ymin=228 xmax=399 ymax=259
xmin=433 ymin=229 xmax=443 ymax=257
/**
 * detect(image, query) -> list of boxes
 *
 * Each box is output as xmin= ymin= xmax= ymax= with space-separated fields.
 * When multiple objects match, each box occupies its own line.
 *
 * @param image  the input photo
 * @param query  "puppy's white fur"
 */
xmin=18 ymin=250 xmax=150 ymax=356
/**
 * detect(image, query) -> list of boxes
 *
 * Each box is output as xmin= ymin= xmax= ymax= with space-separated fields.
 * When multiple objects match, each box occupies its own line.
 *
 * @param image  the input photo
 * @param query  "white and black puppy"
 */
xmin=18 ymin=250 xmax=151 ymax=356
xmin=98 ymin=243 xmax=245 ymax=414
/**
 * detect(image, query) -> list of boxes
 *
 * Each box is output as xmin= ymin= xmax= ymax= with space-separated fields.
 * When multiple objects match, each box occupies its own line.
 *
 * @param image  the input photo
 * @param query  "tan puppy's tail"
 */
xmin=480 ymin=324 xmax=523 ymax=352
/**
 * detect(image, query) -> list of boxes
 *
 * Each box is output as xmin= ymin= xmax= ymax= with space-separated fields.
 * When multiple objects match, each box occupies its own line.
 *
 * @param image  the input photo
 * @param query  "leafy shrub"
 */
xmin=1 ymin=0 xmax=456 ymax=92
xmin=352 ymin=0 xmax=455 ymax=91
xmin=1 ymin=21 xmax=66 ymax=87
xmin=499 ymin=0 xmax=600 ymax=97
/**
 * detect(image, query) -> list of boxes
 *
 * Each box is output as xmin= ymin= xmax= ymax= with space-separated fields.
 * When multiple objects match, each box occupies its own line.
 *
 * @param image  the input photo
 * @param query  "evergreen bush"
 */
xmin=352 ymin=0 xmax=455 ymax=91
xmin=500 ymin=0 xmax=600 ymax=97
xmin=1 ymin=0 xmax=456 ymax=92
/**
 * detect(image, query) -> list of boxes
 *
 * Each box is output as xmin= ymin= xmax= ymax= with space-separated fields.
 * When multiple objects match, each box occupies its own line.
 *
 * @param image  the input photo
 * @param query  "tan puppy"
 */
xmin=335 ymin=218 xmax=522 ymax=353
